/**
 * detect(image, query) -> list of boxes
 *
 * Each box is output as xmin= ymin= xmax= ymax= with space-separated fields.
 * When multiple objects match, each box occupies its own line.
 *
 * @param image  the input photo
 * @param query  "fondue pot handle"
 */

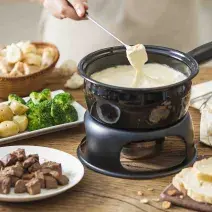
xmin=188 ymin=41 xmax=212 ymax=65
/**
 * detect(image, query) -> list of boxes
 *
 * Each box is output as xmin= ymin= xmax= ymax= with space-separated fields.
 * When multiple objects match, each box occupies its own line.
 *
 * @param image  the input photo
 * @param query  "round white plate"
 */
xmin=0 ymin=145 xmax=84 ymax=202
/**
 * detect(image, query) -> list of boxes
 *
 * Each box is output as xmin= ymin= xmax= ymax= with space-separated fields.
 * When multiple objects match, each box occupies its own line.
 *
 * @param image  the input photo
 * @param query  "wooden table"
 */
xmin=0 ymin=68 xmax=212 ymax=212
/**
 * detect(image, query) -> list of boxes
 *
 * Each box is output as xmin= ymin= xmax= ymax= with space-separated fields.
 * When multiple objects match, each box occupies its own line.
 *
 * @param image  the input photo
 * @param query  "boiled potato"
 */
xmin=13 ymin=115 xmax=28 ymax=132
xmin=10 ymin=100 xmax=28 ymax=115
xmin=0 ymin=121 xmax=19 ymax=137
xmin=0 ymin=104 xmax=13 ymax=122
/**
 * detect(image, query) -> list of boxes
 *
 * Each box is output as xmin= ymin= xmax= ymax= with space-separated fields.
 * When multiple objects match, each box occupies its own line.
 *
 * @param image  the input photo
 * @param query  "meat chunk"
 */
xmin=28 ymin=162 xmax=41 ymax=173
xmin=44 ymin=176 xmax=58 ymax=189
xmin=1 ymin=154 xmax=18 ymax=166
xmin=0 ymin=176 xmax=11 ymax=194
xmin=26 ymin=178 xmax=41 ymax=195
xmin=22 ymin=173 xmax=34 ymax=180
xmin=27 ymin=154 xmax=39 ymax=161
xmin=14 ymin=180 xmax=27 ymax=193
xmin=12 ymin=149 xmax=26 ymax=161
xmin=57 ymin=175 xmax=69 ymax=186
xmin=23 ymin=156 xmax=38 ymax=169
xmin=11 ymin=176 xmax=20 ymax=187
xmin=34 ymin=171 xmax=45 ymax=188
xmin=42 ymin=161 xmax=62 ymax=175
xmin=2 ymin=165 xmax=23 ymax=178
xmin=41 ymin=168 xmax=51 ymax=175
xmin=0 ymin=161 xmax=4 ymax=170
xmin=48 ymin=171 xmax=69 ymax=186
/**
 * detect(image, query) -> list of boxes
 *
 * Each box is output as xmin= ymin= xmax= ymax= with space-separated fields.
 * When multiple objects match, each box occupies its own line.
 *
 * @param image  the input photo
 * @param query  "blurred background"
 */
xmin=0 ymin=1 xmax=42 ymax=45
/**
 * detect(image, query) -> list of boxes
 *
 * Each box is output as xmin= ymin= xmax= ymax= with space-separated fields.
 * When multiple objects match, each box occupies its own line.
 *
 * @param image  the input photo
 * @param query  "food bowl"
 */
xmin=0 ymin=42 xmax=60 ymax=99
xmin=78 ymin=42 xmax=212 ymax=130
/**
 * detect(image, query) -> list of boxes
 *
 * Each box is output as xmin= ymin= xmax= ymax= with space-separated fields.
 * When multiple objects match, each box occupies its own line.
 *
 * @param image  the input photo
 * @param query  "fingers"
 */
xmin=42 ymin=0 xmax=88 ymax=20
xmin=69 ymin=0 xmax=88 ymax=17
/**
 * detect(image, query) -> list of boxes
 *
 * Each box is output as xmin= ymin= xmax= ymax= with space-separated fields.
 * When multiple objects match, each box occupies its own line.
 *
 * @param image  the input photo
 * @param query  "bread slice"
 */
xmin=193 ymin=157 xmax=212 ymax=182
xmin=172 ymin=167 xmax=212 ymax=204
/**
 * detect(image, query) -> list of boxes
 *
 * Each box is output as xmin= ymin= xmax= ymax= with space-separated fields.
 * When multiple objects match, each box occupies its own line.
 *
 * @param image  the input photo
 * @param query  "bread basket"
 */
xmin=0 ymin=42 xmax=60 ymax=99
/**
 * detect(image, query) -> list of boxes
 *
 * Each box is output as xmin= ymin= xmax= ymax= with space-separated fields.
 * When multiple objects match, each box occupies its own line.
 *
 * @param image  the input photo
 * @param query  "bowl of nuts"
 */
xmin=0 ymin=41 xmax=60 ymax=99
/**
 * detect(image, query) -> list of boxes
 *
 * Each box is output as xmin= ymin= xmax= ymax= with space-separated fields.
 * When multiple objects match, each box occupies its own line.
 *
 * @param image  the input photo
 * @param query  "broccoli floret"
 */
xmin=26 ymin=99 xmax=35 ymax=109
xmin=30 ymin=89 xmax=51 ymax=105
xmin=53 ymin=92 xmax=74 ymax=105
xmin=27 ymin=100 xmax=54 ymax=131
xmin=8 ymin=94 xmax=26 ymax=105
xmin=51 ymin=93 xmax=77 ymax=125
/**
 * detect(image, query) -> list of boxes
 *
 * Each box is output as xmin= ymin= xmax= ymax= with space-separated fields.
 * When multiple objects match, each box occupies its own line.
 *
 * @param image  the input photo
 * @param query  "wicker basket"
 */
xmin=0 ymin=42 xmax=60 ymax=99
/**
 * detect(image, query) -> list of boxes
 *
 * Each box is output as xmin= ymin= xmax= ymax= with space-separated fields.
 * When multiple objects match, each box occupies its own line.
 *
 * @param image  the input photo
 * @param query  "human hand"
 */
xmin=41 ymin=0 xmax=88 ymax=20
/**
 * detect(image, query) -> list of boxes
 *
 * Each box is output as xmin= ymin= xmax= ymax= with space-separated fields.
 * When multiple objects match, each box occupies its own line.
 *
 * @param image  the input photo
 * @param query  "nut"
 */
xmin=148 ymin=188 xmax=154 ymax=191
xmin=167 ymin=189 xmax=177 ymax=196
xmin=137 ymin=191 xmax=143 ymax=196
xmin=140 ymin=198 xmax=149 ymax=204
xmin=162 ymin=201 xmax=172 ymax=209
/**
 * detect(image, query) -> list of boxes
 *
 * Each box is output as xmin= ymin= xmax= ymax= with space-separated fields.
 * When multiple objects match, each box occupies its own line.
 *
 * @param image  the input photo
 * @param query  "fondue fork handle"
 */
xmin=86 ymin=12 xmax=129 ymax=48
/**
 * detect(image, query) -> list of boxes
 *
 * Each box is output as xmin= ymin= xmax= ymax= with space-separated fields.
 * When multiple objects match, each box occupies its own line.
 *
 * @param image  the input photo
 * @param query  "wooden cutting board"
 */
xmin=160 ymin=184 xmax=212 ymax=212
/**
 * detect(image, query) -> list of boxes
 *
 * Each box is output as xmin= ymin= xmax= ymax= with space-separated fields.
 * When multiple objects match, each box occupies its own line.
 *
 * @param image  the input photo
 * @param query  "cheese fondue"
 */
xmin=91 ymin=44 xmax=187 ymax=88
xmin=91 ymin=64 xmax=186 ymax=88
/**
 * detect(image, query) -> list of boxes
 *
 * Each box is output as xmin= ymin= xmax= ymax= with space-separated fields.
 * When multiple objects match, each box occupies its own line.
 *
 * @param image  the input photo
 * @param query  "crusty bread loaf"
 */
xmin=193 ymin=158 xmax=212 ymax=183
xmin=172 ymin=168 xmax=212 ymax=204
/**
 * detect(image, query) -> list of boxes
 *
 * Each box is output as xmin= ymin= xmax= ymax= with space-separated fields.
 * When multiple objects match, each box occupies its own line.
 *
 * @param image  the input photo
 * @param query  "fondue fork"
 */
xmin=86 ymin=13 xmax=129 ymax=48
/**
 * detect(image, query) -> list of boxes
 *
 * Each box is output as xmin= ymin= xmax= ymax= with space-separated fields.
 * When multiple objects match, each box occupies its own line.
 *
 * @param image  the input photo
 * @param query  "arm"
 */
xmin=40 ymin=0 xmax=88 ymax=20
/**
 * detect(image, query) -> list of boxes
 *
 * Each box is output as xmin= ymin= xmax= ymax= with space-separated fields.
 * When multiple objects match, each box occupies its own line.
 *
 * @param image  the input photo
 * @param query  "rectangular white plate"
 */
xmin=0 ymin=90 xmax=86 ymax=146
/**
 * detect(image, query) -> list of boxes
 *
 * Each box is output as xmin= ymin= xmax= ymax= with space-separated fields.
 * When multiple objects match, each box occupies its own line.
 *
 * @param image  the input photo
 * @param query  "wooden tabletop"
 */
xmin=0 ymin=68 xmax=212 ymax=212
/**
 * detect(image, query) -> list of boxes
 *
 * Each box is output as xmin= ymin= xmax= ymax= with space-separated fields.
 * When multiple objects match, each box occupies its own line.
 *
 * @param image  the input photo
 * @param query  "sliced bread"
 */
xmin=193 ymin=158 xmax=212 ymax=183
xmin=172 ymin=167 xmax=212 ymax=204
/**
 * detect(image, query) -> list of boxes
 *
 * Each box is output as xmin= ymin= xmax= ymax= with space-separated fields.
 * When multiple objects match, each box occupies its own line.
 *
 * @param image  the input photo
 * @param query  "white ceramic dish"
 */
xmin=0 ymin=90 xmax=86 ymax=146
xmin=0 ymin=145 xmax=84 ymax=202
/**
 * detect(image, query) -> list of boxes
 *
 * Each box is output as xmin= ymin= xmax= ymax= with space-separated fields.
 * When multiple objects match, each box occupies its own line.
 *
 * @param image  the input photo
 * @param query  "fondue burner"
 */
xmin=77 ymin=112 xmax=197 ymax=179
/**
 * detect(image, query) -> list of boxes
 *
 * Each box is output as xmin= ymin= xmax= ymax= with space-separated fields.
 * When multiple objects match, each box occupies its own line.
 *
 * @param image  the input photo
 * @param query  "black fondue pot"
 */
xmin=78 ymin=42 xmax=212 ymax=130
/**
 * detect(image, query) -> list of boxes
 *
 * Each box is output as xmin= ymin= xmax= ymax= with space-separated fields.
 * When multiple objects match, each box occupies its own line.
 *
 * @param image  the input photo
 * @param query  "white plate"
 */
xmin=0 ymin=145 xmax=84 ymax=202
xmin=0 ymin=90 xmax=86 ymax=146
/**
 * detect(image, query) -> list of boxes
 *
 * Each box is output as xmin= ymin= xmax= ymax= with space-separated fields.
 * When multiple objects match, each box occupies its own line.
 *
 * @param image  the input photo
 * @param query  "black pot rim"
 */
xmin=78 ymin=45 xmax=199 ymax=92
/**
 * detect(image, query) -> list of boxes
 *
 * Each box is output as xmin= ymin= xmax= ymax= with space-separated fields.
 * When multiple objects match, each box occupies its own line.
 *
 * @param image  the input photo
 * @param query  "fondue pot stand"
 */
xmin=77 ymin=42 xmax=212 ymax=179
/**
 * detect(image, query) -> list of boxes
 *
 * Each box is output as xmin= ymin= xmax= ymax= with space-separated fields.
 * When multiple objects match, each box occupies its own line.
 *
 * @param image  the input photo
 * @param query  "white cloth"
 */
xmin=39 ymin=0 xmax=212 ymax=65
xmin=191 ymin=81 xmax=212 ymax=146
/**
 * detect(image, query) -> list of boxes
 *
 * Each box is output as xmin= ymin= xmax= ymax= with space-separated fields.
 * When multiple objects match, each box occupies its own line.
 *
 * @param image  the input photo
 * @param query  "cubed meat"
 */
xmin=0 ymin=176 xmax=11 ymax=194
xmin=57 ymin=175 xmax=69 ymax=186
xmin=34 ymin=171 xmax=45 ymax=188
xmin=15 ymin=161 xmax=23 ymax=168
xmin=2 ymin=165 xmax=23 ymax=178
xmin=14 ymin=180 xmax=27 ymax=193
xmin=22 ymin=173 xmax=34 ymax=180
xmin=41 ymin=168 xmax=51 ymax=175
xmin=42 ymin=161 xmax=62 ymax=175
xmin=44 ymin=176 xmax=58 ymax=189
xmin=27 ymin=154 xmax=39 ymax=160
xmin=26 ymin=178 xmax=41 ymax=195
xmin=0 ymin=161 xmax=4 ymax=170
xmin=48 ymin=171 xmax=60 ymax=180
xmin=28 ymin=162 xmax=41 ymax=173
xmin=23 ymin=156 xmax=38 ymax=169
xmin=1 ymin=154 xmax=18 ymax=166
xmin=11 ymin=176 xmax=20 ymax=187
xmin=12 ymin=149 xmax=26 ymax=161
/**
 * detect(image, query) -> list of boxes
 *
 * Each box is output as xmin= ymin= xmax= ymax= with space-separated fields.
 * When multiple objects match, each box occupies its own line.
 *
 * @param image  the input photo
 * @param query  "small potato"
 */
xmin=24 ymin=53 xmax=42 ymax=67
xmin=0 ymin=121 xmax=19 ymax=137
xmin=0 ymin=104 xmax=13 ymax=122
xmin=13 ymin=115 xmax=28 ymax=132
xmin=10 ymin=100 xmax=28 ymax=115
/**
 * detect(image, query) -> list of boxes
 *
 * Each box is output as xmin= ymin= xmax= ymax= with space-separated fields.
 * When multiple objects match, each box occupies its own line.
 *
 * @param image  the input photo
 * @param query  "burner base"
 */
xmin=77 ymin=112 xmax=197 ymax=179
